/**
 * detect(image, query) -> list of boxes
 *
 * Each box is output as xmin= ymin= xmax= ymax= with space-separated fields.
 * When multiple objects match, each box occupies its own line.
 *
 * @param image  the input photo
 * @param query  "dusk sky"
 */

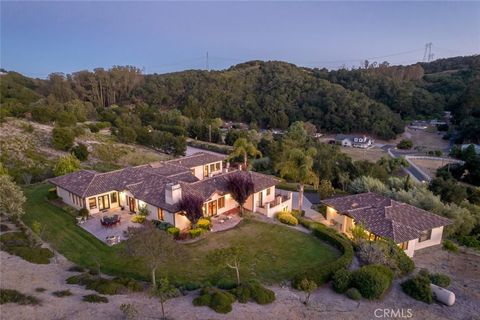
xmin=1 ymin=1 xmax=479 ymax=78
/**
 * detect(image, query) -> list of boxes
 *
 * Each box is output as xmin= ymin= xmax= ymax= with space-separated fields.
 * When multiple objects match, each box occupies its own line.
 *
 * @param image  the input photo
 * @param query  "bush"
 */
xmin=0 ymin=236 xmax=54 ymax=264
xmin=458 ymin=234 xmax=480 ymax=250
xmin=0 ymin=224 xmax=10 ymax=232
xmin=88 ymin=124 xmax=100 ymax=133
xmin=429 ymin=273 xmax=451 ymax=288
xmin=210 ymin=291 xmax=236 ymax=313
xmin=189 ymin=228 xmax=204 ymax=238
xmin=68 ymin=265 xmax=85 ymax=273
xmin=52 ymin=290 xmax=72 ymax=297
xmin=231 ymin=280 xmax=275 ymax=305
xmin=113 ymin=278 xmax=144 ymax=292
xmin=293 ymin=219 xmax=353 ymax=287
xmin=346 ymin=287 xmax=362 ymax=300
xmin=82 ymin=294 xmax=109 ymax=303
xmin=0 ymin=289 xmax=40 ymax=305
xmin=291 ymin=209 xmax=305 ymax=219
xmin=350 ymin=265 xmax=394 ymax=300
xmin=193 ymin=293 xmax=212 ymax=306
xmin=166 ymin=227 xmax=180 ymax=237
xmin=397 ymin=139 xmax=413 ymax=150
xmin=182 ymin=281 xmax=202 ymax=291
xmin=66 ymin=273 xmax=142 ymax=294
xmin=443 ymin=240 xmax=459 ymax=253
xmin=216 ymin=278 xmax=237 ymax=290
xmin=154 ymin=220 xmax=174 ymax=230
xmin=78 ymin=208 xmax=89 ymax=218
xmin=52 ymin=127 xmax=75 ymax=151
xmin=131 ymin=215 xmax=146 ymax=224
xmin=197 ymin=218 xmax=211 ymax=230
xmin=276 ymin=212 xmax=298 ymax=226
xmin=47 ymin=187 xmax=59 ymax=200
xmin=35 ymin=288 xmax=46 ymax=292
xmin=87 ymin=279 xmax=125 ymax=295
xmin=71 ymin=143 xmax=89 ymax=161
xmin=332 ymin=268 xmax=351 ymax=293
xmin=401 ymin=276 xmax=432 ymax=304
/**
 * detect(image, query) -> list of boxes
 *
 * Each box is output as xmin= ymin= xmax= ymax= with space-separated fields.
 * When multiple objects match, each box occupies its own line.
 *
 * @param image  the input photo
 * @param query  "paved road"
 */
xmin=185 ymin=146 xmax=225 ymax=157
xmin=387 ymin=148 xmax=428 ymax=182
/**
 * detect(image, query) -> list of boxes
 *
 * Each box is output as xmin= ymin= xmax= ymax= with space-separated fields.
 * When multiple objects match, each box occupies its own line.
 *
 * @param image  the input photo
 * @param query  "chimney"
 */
xmin=165 ymin=183 xmax=182 ymax=205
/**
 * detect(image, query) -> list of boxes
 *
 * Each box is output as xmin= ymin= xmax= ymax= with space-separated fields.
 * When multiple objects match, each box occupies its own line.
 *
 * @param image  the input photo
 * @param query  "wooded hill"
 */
xmin=1 ymin=55 xmax=479 ymax=141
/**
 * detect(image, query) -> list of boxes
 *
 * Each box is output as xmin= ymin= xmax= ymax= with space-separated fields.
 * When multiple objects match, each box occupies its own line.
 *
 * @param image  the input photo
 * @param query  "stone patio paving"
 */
xmin=80 ymin=209 xmax=140 ymax=245
xmin=210 ymin=208 xmax=243 ymax=232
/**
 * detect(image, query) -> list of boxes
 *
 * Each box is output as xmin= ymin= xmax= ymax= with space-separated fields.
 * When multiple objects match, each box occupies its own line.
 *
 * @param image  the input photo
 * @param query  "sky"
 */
xmin=1 ymin=1 xmax=479 ymax=78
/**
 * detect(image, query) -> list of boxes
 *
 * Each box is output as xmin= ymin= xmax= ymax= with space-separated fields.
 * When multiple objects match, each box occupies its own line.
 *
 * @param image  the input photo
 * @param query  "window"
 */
xmin=204 ymin=165 xmax=209 ymax=177
xmin=210 ymin=163 xmax=215 ymax=172
xmin=88 ymin=197 xmax=97 ymax=209
xmin=266 ymin=188 xmax=271 ymax=196
xmin=215 ymin=162 xmax=221 ymax=171
xmin=399 ymin=242 xmax=409 ymax=250
xmin=158 ymin=208 xmax=165 ymax=220
xmin=110 ymin=192 xmax=118 ymax=203
xmin=191 ymin=169 xmax=195 ymax=175
xmin=218 ymin=196 xmax=225 ymax=209
xmin=419 ymin=229 xmax=432 ymax=242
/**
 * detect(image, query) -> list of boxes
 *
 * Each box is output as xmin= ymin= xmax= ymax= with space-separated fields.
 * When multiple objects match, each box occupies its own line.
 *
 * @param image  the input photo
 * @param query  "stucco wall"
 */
xmin=86 ymin=190 xmax=121 ymax=214
xmin=207 ymin=192 xmax=238 ymax=215
xmin=402 ymin=226 xmax=444 ymax=257
xmin=57 ymin=187 xmax=83 ymax=210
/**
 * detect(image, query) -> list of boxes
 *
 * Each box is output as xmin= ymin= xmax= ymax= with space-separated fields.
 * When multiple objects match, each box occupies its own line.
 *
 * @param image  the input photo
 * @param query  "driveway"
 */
xmin=288 ymin=191 xmax=325 ymax=222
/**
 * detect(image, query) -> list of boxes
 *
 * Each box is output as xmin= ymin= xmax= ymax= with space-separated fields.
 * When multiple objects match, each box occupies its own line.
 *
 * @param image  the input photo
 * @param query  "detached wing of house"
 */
xmin=49 ymin=152 xmax=292 ymax=230
xmin=322 ymin=192 xmax=452 ymax=257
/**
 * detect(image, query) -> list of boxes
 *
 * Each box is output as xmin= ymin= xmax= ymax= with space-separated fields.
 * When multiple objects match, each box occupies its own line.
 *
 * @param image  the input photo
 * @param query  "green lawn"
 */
xmin=22 ymin=183 xmax=338 ymax=284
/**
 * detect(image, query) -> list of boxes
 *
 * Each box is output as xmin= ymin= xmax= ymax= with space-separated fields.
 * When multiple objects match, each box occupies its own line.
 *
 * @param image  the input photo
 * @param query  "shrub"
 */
xmin=217 ymin=278 xmax=237 ymax=290
xmin=78 ymin=208 xmax=89 ymax=218
xmin=189 ymin=228 xmax=204 ymax=238
xmin=120 ymin=303 xmax=138 ymax=320
xmin=35 ymin=288 xmax=46 ymax=292
xmin=0 ymin=241 xmax=54 ymax=264
xmin=401 ymin=276 xmax=432 ymax=304
xmin=231 ymin=280 xmax=275 ymax=305
xmin=397 ymin=139 xmax=413 ymax=150
xmin=0 ymin=224 xmax=9 ymax=232
xmin=87 ymin=279 xmax=125 ymax=295
xmin=166 ymin=227 xmax=180 ymax=237
xmin=113 ymin=278 xmax=144 ymax=292
xmin=210 ymin=291 xmax=236 ymax=314
xmin=193 ymin=293 xmax=212 ymax=306
xmin=68 ymin=265 xmax=85 ymax=273
xmin=332 ymin=268 xmax=351 ymax=293
xmin=52 ymin=127 xmax=75 ymax=151
xmin=88 ymin=124 xmax=100 ymax=133
xmin=0 ymin=289 xmax=40 ymax=305
xmin=458 ymin=234 xmax=480 ymax=250
xmin=82 ymin=294 xmax=109 ymax=303
xmin=47 ymin=187 xmax=59 ymax=200
xmin=346 ymin=287 xmax=362 ymax=300
xmin=183 ymin=281 xmax=202 ymax=291
xmin=197 ymin=218 xmax=211 ymax=230
xmin=232 ymin=284 xmax=251 ymax=303
xmin=291 ymin=209 xmax=305 ymax=219
xmin=71 ymin=143 xmax=89 ymax=161
xmin=154 ymin=220 xmax=174 ymax=230
xmin=276 ymin=212 xmax=298 ymax=226
xmin=131 ymin=215 xmax=146 ymax=224
xmin=429 ymin=273 xmax=451 ymax=288
xmin=350 ymin=265 xmax=394 ymax=299
xmin=443 ymin=240 xmax=459 ymax=253
xmin=52 ymin=290 xmax=72 ymax=297
xmin=66 ymin=273 xmax=142 ymax=294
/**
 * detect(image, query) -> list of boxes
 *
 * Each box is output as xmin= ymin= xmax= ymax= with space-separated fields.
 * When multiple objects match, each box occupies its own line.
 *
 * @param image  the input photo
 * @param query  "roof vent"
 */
xmin=352 ymin=202 xmax=358 ymax=208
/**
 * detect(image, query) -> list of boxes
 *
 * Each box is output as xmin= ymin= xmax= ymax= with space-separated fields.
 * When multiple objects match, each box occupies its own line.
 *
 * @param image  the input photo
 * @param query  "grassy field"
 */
xmin=339 ymin=146 xmax=387 ymax=162
xmin=22 ymin=183 xmax=338 ymax=284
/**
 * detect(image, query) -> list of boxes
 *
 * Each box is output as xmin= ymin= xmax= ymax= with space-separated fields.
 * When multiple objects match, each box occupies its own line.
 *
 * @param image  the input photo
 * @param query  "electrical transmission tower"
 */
xmin=423 ymin=43 xmax=434 ymax=62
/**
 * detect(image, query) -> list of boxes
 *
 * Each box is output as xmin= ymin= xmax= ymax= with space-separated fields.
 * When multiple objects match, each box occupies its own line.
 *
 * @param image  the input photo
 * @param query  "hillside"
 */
xmin=1 ymin=55 xmax=479 ymax=141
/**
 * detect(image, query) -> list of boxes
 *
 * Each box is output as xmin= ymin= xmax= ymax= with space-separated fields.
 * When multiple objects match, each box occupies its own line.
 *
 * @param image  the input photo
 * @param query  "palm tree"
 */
xmin=276 ymin=148 xmax=319 ymax=212
xmin=228 ymin=138 xmax=261 ymax=170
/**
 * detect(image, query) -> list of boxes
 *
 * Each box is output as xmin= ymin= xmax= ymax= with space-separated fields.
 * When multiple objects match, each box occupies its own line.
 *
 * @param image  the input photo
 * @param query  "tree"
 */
xmin=318 ymin=179 xmax=334 ymax=199
xmin=297 ymin=278 xmax=317 ymax=305
xmin=207 ymin=246 xmax=244 ymax=285
xmin=177 ymin=193 xmax=204 ymax=228
xmin=228 ymin=138 xmax=261 ymax=169
xmin=124 ymin=223 xmax=181 ymax=287
xmin=338 ymin=172 xmax=350 ymax=192
xmin=53 ymin=154 xmax=81 ymax=176
xmin=71 ymin=143 xmax=89 ymax=161
xmin=0 ymin=175 xmax=26 ymax=218
xmin=397 ymin=139 xmax=413 ymax=150
xmin=276 ymin=148 xmax=319 ymax=211
xmin=154 ymin=278 xmax=179 ymax=320
xmin=225 ymin=172 xmax=254 ymax=215
xmin=52 ymin=127 xmax=75 ymax=151
xmin=117 ymin=126 xmax=137 ymax=143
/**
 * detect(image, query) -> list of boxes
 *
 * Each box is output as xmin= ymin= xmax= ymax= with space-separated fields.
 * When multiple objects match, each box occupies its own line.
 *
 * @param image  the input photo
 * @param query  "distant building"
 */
xmin=335 ymin=134 xmax=374 ymax=149
xmin=410 ymin=121 xmax=429 ymax=130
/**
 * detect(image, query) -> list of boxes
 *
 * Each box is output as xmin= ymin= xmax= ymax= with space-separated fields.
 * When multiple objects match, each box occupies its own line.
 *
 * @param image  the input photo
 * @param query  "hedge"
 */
xmin=293 ymin=219 xmax=353 ymax=287
xmin=276 ymin=212 xmax=298 ymax=226
xmin=346 ymin=287 xmax=362 ymax=300
xmin=332 ymin=268 xmax=351 ymax=293
xmin=197 ymin=219 xmax=211 ymax=230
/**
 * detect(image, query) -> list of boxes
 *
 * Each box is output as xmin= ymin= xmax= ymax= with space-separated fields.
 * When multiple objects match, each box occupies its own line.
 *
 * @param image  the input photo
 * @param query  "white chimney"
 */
xmin=165 ymin=183 xmax=182 ymax=205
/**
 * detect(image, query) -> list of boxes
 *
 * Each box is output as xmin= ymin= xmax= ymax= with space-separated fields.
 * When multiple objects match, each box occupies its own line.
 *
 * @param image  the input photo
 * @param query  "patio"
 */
xmin=79 ymin=209 xmax=140 ymax=245
xmin=210 ymin=207 xmax=242 ymax=232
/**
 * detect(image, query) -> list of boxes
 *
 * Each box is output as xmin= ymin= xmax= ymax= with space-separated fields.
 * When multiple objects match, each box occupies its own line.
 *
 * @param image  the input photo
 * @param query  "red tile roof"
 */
xmin=322 ymin=193 xmax=452 ymax=243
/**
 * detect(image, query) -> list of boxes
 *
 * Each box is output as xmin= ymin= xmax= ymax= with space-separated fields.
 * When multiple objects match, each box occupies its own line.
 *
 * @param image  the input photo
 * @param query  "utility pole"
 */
xmin=206 ymin=51 xmax=209 ymax=71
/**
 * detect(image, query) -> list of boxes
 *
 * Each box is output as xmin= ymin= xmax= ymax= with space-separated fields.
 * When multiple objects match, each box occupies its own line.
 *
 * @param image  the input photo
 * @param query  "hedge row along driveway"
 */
xmin=21 ymin=183 xmax=339 ymax=284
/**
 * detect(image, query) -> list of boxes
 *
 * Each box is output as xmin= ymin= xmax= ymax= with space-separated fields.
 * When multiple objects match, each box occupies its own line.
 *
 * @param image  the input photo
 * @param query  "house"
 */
xmin=322 ymin=193 xmax=452 ymax=257
xmin=49 ymin=152 xmax=292 ymax=230
xmin=335 ymin=134 xmax=374 ymax=149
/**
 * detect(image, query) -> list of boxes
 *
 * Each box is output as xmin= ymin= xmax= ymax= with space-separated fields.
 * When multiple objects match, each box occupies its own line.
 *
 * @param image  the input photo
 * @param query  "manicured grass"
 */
xmin=22 ymin=183 xmax=338 ymax=283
